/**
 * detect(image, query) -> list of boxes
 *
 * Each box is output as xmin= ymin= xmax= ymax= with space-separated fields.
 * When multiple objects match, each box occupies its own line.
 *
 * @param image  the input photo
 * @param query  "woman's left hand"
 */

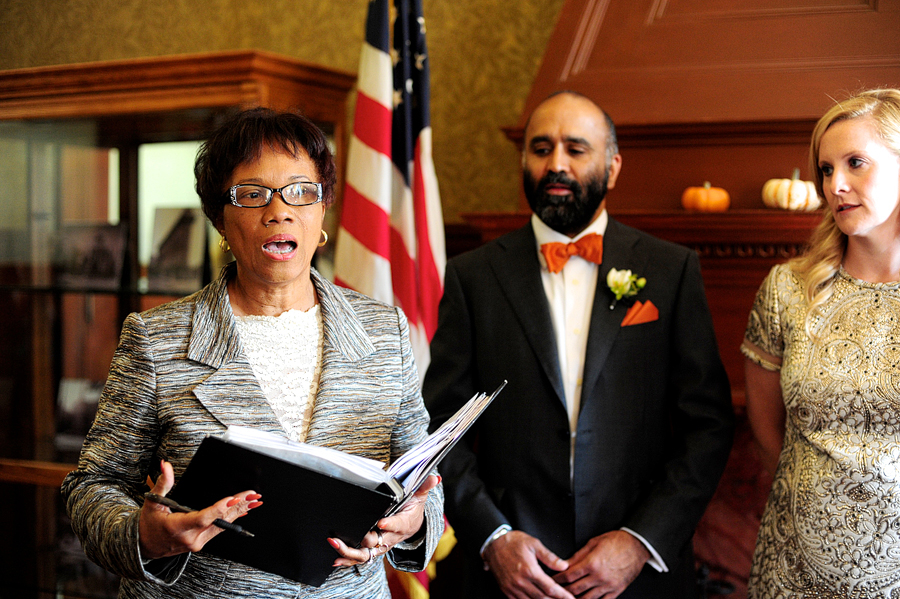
xmin=329 ymin=474 xmax=440 ymax=567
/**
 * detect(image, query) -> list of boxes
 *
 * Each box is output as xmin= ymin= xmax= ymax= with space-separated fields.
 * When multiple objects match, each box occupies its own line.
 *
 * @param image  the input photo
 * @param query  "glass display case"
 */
xmin=0 ymin=50 xmax=354 ymax=598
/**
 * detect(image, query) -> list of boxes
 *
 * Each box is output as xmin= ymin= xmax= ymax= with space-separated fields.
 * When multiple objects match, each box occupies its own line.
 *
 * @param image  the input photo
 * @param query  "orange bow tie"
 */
xmin=540 ymin=233 xmax=604 ymax=274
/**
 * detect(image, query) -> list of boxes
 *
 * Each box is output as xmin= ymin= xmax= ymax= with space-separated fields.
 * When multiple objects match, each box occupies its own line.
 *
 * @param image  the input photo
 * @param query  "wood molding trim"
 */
xmin=0 ymin=459 xmax=73 ymax=487
xmin=0 ymin=50 xmax=356 ymax=121
xmin=460 ymin=209 xmax=819 ymax=251
xmin=503 ymin=118 xmax=819 ymax=150
xmin=563 ymin=0 xmax=613 ymax=79
xmin=649 ymin=0 xmax=877 ymax=23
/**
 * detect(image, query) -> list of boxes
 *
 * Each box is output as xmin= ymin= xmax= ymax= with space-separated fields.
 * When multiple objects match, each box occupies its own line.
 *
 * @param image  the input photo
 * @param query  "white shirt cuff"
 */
xmin=479 ymin=524 xmax=512 ymax=558
xmin=620 ymin=527 xmax=668 ymax=573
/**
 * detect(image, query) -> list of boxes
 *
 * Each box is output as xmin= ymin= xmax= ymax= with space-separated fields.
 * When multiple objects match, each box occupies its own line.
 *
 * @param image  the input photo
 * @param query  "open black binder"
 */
xmin=167 ymin=380 xmax=506 ymax=587
xmin=169 ymin=436 xmax=396 ymax=586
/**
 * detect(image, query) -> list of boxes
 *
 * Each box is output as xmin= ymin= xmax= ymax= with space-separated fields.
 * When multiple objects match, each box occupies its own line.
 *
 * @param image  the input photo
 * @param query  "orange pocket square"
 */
xmin=620 ymin=300 xmax=659 ymax=327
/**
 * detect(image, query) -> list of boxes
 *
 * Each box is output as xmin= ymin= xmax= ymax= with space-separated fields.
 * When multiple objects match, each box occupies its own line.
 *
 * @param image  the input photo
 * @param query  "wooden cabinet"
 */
xmin=0 ymin=50 xmax=354 ymax=598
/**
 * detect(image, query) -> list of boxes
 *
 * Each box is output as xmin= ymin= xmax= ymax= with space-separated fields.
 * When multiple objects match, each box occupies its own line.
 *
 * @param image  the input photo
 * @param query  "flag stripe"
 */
xmin=389 ymin=168 xmax=417 ymax=258
xmin=340 ymin=184 xmax=391 ymax=259
xmin=333 ymin=227 xmax=393 ymax=303
xmin=353 ymin=92 xmax=393 ymax=157
xmin=413 ymin=133 xmax=443 ymax=339
xmin=416 ymin=128 xmax=446 ymax=269
xmin=357 ymin=43 xmax=393 ymax=104
xmin=343 ymin=135 xmax=393 ymax=213
xmin=390 ymin=225 xmax=419 ymax=322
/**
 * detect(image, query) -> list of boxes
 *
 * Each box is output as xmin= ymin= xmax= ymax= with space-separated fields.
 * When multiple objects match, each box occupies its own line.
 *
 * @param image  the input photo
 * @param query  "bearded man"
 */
xmin=423 ymin=91 xmax=734 ymax=599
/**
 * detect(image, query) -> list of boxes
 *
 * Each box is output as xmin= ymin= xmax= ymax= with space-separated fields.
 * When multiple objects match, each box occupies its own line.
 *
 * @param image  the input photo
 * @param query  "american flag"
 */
xmin=334 ymin=0 xmax=446 ymax=380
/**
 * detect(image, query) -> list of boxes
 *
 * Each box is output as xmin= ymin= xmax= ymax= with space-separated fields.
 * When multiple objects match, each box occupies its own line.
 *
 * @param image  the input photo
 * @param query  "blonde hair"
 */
xmin=790 ymin=88 xmax=900 ymax=322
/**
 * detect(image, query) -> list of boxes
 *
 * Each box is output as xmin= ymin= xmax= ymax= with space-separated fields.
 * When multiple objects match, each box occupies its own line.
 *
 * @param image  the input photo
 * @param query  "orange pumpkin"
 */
xmin=681 ymin=182 xmax=730 ymax=212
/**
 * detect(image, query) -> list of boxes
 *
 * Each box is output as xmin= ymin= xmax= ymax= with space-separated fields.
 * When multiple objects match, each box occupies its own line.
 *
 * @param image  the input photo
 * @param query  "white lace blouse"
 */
xmin=234 ymin=305 xmax=324 ymax=442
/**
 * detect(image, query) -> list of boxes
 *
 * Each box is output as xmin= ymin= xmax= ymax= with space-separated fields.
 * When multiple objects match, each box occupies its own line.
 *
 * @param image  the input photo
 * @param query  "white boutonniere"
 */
xmin=607 ymin=268 xmax=646 ymax=310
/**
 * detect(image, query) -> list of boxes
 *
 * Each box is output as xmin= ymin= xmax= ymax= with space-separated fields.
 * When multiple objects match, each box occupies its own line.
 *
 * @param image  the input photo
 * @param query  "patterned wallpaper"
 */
xmin=0 ymin=0 xmax=565 ymax=222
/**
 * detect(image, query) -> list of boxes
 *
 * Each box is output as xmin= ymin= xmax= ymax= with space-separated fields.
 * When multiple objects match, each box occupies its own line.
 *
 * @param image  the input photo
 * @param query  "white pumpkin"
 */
xmin=762 ymin=168 xmax=821 ymax=211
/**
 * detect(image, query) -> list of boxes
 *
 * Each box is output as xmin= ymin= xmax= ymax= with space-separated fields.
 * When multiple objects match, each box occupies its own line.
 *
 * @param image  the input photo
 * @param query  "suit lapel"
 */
xmin=581 ymin=219 xmax=649 ymax=403
xmin=192 ymin=361 xmax=285 ymax=432
xmin=489 ymin=226 xmax=566 ymax=406
xmin=187 ymin=266 xmax=380 ymax=441
xmin=188 ymin=264 xmax=284 ymax=433
xmin=305 ymin=269 xmax=377 ymax=448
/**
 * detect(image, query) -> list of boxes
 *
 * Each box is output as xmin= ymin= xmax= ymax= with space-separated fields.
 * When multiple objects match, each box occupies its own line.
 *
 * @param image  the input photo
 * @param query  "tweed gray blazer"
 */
xmin=61 ymin=263 xmax=444 ymax=599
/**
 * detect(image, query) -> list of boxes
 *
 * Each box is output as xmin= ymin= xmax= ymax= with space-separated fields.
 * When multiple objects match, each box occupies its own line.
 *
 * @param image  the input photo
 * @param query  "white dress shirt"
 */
xmin=532 ymin=212 xmax=605 ymax=466
xmin=531 ymin=211 xmax=668 ymax=573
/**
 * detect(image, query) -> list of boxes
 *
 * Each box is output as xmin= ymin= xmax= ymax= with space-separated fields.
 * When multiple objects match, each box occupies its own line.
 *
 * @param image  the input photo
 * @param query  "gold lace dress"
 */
xmin=742 ymin=263 xmax=900 ymax=598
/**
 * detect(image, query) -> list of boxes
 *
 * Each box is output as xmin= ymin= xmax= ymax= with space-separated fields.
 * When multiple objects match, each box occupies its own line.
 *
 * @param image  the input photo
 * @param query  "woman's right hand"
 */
xmin=138 ymin=460 xmax=262 ymax=560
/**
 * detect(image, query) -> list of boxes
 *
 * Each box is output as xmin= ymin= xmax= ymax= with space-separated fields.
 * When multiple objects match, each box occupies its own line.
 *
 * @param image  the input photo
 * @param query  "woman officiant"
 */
xmin=61 ymin=107 xmax=443 ymax=599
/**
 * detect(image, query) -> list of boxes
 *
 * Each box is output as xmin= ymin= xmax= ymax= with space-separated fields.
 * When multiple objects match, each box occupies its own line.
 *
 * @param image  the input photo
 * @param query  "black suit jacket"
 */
xmin=423 ymin=218 xmax=734 ymax=598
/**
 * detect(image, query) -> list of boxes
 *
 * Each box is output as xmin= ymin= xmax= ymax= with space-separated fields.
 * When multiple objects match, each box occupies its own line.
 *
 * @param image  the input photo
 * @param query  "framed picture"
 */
xmin=55 ymin=377 xmax=104 ymax=457
xmin=146 ymin=207 xmax=207 ymax=295
xmin=56 ymin=223 xmax=127 ymax=291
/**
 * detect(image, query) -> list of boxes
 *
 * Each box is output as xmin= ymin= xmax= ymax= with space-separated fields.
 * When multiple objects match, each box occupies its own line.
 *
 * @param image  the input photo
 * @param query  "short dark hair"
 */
xmin=195 ymin=107 xmax=337 ymax=230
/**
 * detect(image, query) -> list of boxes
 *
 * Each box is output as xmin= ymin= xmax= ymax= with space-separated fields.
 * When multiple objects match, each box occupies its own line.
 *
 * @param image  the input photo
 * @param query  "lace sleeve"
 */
xmin=741 ymin=264 xmax=789 ymax=371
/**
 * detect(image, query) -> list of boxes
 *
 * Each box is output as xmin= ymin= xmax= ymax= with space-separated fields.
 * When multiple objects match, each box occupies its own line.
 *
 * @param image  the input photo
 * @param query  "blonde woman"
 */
xmin=742 ymin=88 xmax=900 ymax=597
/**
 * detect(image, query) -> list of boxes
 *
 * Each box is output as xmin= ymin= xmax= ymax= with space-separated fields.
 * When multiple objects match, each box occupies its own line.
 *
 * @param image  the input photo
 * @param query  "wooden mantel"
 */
xmin=460 ymin=209 xmax=823 ymax=406
xmin=462 ymin=209 xmax=819 ymax=248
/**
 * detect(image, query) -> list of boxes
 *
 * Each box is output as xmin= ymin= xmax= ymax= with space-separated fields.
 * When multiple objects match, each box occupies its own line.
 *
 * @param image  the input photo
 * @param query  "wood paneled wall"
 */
xmin=506 ymin=0 xmax=900 ymax=211
xmin=526 ymin=0 xmax=900 ymax=125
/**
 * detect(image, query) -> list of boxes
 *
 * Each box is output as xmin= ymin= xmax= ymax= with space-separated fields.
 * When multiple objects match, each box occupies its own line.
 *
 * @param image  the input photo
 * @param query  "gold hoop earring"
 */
xmin=219 ymin=237 xmax=231 ymax=253
xmin=318 ymin=230 xmax=328 ymax=248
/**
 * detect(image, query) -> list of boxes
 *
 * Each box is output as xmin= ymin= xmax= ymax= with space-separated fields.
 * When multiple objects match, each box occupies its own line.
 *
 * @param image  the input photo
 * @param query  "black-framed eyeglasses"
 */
xmin=227 ymin=182 xmax=323 ymax=208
